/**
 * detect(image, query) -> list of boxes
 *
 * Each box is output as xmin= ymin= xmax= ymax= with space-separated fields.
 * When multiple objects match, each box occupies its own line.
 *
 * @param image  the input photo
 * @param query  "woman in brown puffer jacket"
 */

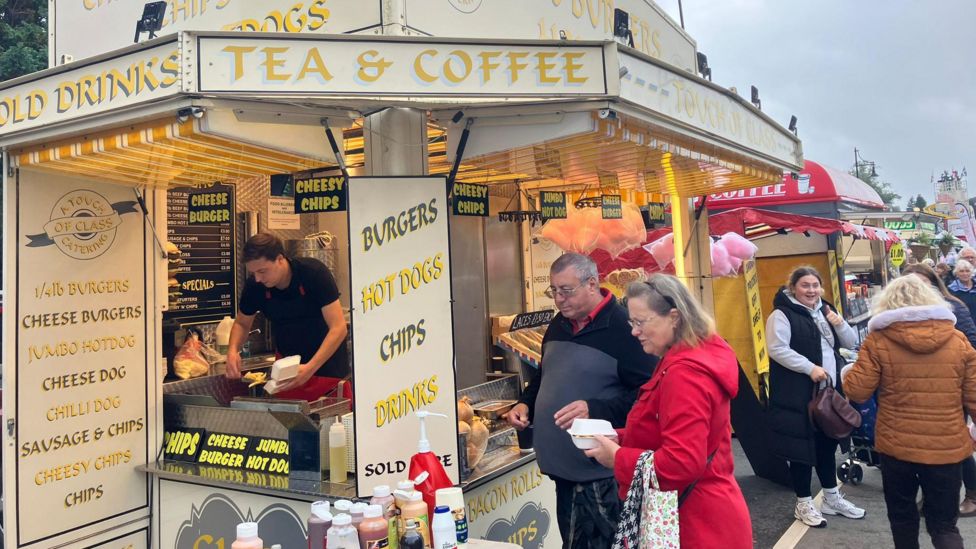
xmin=843 ymin=275 xmax=976 ymax=549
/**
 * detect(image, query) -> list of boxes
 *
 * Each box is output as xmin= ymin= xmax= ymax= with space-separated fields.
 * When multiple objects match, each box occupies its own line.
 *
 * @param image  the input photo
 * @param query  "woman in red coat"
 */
xmin=585 ymin=275 xmax=752 ymax=548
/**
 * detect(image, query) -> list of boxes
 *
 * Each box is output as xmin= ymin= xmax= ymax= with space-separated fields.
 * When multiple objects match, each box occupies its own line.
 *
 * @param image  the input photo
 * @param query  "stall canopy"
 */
xmin=1 ymin=32 xmax=801 ymax=198
xmin=704 ymin=160 xmax=885 ymax=210
xmin=591 ymin=207 xmax=898 ymax=276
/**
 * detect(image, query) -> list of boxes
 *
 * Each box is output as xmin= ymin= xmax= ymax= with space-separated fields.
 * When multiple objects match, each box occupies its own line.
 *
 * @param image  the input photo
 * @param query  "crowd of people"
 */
xmin=504 ymin=251 xmax=976 ymax=549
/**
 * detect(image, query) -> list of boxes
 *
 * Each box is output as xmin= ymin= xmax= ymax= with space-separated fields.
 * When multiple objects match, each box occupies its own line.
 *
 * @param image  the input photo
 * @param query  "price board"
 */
xmin=166 ymin=184 xmax=237 ymax=324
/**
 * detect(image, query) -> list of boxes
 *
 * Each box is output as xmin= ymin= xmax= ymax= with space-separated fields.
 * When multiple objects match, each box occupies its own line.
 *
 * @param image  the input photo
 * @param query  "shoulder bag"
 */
xmin=809 ymin=383 xmax=861 ymax=439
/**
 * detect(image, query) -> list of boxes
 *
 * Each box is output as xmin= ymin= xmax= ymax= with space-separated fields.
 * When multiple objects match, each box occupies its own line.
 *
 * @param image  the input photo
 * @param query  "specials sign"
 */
xmin=347 ymin=176 xmax=459 ymax=496
xmin=13 ymin=174 xmax=149 ymax=546
xmin=197 ymin=36 xmax=607 ymax=97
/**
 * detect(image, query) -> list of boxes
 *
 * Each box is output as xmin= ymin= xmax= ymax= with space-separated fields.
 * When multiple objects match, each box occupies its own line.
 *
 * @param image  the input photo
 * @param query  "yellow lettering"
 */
xmin=414 ymin=49 xmax=438 ymax=83
xmin=444 ymin=50 xmax=472 ymax=84
xmin=536 ymin=52 xmax=559 ymax=84
xmin=261 ymin=47 xmax=291 ymax=81
xmin=297 ymin=48 xmax=334 ymax=82
xmin=357 ymin=50 xmax=393 ymax=83
xmin=222 ymin=45 xmax=256 ymax=82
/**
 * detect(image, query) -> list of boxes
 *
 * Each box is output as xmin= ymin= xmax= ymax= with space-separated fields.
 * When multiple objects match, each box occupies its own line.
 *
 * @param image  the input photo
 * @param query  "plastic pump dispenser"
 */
xmin=408 ymin=411 xmax=454 ymax=526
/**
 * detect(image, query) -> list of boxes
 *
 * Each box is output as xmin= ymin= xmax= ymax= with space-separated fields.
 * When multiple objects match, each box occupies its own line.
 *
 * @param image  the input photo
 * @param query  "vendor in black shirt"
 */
xmin=226 ymin=233 xmax=349 ymax=400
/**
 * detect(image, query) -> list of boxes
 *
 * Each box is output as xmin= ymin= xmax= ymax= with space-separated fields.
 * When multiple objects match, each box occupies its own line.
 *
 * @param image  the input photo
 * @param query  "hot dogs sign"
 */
xmin=347 ymin=176 xmax=459 ymax=496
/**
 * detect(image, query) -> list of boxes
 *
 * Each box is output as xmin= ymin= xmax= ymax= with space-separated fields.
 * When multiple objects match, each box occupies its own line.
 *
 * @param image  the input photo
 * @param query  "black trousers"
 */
xmin=962 ymin=455 xmax=976 ymax=493
xmin=789 ymin=429 xmax=839 ymax=498
xmin=551 ymin=476 xmax=621 ymax=549
xmin=880 ymin=454 xmax=963 ymax=549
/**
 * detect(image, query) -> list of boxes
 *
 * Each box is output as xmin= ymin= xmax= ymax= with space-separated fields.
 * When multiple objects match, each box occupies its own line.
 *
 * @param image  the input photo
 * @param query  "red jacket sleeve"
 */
xmin=614 ymin=362 xmax=718 ymax=492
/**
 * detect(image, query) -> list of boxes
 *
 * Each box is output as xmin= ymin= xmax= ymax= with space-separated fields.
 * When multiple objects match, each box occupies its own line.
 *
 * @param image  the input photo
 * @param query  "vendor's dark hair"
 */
xmin=902 ymin=263 xmax=963 ymax=306
xmin=787 ymin=265 xmax=823 ymax=288
xmin=243 ymin=233 xmax=286 ymax=262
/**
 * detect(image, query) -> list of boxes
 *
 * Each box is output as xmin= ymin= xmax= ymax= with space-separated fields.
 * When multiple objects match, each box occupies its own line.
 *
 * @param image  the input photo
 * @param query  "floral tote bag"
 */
xmin=612 ymin=451 xmax=680 ymax=549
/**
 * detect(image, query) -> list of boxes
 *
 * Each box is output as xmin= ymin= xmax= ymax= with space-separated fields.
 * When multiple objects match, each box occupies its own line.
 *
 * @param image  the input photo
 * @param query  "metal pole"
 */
xmin=854 ymin=147 xmax=860 ymax=178
xmin=678 ymin=0 xmax=686 ymax=29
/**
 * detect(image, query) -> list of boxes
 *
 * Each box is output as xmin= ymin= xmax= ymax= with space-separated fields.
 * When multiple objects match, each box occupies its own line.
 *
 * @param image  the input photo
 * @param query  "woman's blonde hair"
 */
xmin=871 ymin=274 xmax=949 ymax=315
xmin=626 ymin=274 xmax=715 ymax=348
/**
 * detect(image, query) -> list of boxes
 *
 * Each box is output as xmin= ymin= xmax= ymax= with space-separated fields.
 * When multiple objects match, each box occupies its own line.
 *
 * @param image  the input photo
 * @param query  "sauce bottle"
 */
xmin=399 ymin=520 xmax=424 ymax=549
xmin=330 ymin=417 xmax=348 ymax=483
xmin=435 ymin=488 xmax=467 ymax=544
xmin=334 ymin=500 xmax=353 ymax=516
xmin=327 ymin=514 xmax=360 ymax=549
xmin=359 ymin=504 xmax=391 ymax=549
xmin=351 ymin=502 xmax=369 ymax=528
xmin=431 ymin=506 xmax=457 ymax=549
xmin=400 ymin=491 xmax=430 ymax=548
xmin=231 ymin=522 xmax=262 ymax=549
xmin=309 ymin=501 xmax=333 ymax=549
xmin=370 ymin=485 xmax=398 ymax=549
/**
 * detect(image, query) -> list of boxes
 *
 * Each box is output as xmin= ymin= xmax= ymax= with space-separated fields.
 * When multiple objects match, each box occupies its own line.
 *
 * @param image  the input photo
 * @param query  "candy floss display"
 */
xmin=540 ymin=201 xmax=646 ymax=258
xmin=644 ymin=231 xmax=759 ymax=277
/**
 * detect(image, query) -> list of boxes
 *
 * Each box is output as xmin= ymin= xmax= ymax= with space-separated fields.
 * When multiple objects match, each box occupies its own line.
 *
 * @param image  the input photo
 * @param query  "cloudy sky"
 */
xmin=655 ymin=0 xmax=975 ymax=207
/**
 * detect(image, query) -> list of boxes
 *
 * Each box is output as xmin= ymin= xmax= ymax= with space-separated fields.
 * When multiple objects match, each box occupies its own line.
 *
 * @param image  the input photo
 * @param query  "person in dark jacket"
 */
xmin=765 ymin=266 xmax=865 ymax=528
xmin=506 ymin=253 xmax=656 ymax=549
xmin=949 ymin=259 xmax=976 ymax=327
xmin=904 ymin=264 xmax=976 ymax=517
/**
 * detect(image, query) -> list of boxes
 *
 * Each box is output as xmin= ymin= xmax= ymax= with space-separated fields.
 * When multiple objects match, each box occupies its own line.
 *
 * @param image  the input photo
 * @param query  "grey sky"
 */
xmin=656 ymin=0 xmax=975 ymax=206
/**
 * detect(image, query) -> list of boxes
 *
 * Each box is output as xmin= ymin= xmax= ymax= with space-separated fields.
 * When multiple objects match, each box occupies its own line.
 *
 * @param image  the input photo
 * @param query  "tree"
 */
xmin=906 ymin=194 xmax=928 ymax=211
xmin=0 ymin=0 xmax=48 ymax=83
xmin=850 ymin=164 xmax=901 ymax=208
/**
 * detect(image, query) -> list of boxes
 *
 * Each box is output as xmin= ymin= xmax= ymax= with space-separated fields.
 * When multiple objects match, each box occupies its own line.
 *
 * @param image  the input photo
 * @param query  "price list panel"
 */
xmin=165 ymin=184 xmax=237 ymax=324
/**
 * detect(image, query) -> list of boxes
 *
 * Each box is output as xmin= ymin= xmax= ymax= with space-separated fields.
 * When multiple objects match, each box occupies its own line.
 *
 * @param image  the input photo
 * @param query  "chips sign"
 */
xmin=648 ymin=202 xmax=666 ymax=222
xmin=602 ymin=195 xmax=622 ymax=219
xmin=540 ymin=192 xmax=567 ymax=219
xmin=294 ymin=175 xmax=347 ymax=213
xmin=452 ymin=182 xmax=489 ymax=217
xmin=890 ymin=243 xmax=906 ymax=267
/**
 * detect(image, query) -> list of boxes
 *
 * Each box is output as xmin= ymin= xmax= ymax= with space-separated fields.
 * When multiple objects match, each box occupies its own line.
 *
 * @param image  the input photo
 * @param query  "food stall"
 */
xmin=0 ymin=2 xmax=801 ymax=548
xmin=705 ymin=160 xmax=894 ymax=334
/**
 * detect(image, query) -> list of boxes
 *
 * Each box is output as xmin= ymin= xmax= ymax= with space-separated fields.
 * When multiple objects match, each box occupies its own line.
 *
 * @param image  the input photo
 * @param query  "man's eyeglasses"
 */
xmin=544 ymin=280 xmax=589 ymax=299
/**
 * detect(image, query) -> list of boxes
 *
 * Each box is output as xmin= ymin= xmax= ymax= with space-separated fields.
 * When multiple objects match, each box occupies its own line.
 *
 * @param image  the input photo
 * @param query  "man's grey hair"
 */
xmin=960 ymin=246 xmax=976 ymax=259
xmin=550 ymin=253 xmax=599 ymax=282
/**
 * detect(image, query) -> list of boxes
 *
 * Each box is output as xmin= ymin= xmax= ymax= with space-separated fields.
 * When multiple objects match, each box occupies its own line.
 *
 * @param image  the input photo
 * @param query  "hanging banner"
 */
xmin=294 ymin=175 xmax=348 ymax=213
xmin=827 ymin=251 xmax=844 ymax=317
xmin=348 ymin=176 xmax=459 ymax=496
xmin=452 ymin=182 xmax=489 ymax=217
xmin=602 ymin=194 xmax=623 ymax=219
xmin=743 ymin=259 xmax=769 ymax=375
xmin=13 ymin=175 xmax=149 ymax=546
xmin=539 ymin=192 xmax=567 ymax=220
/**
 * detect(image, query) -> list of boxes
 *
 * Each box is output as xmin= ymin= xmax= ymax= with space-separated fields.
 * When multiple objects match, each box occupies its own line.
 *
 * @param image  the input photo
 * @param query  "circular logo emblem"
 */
xmin=47 ymin=190 xmax=120 ymax=260
xmin=448 ymin=0 xmax=483 ymax=13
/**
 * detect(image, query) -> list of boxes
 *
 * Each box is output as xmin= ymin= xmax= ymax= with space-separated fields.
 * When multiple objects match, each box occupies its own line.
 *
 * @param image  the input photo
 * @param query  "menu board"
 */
xmin=348 ymin=176 xmax=460 ymax=496
xmin=15 ymin=176 xmax=149 ymax=545
xmin=165 ymin=184 xmax=236 ymax=324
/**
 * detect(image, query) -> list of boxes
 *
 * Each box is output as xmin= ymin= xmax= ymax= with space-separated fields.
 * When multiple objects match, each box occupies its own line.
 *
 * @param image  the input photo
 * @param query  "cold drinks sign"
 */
xmin=348 ymin=177 xmax=460 ymax=496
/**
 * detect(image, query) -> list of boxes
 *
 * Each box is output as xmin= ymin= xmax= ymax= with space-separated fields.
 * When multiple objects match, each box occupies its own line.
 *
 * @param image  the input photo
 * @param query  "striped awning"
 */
xmin=10 ymin=117 xmax=322 ymax=188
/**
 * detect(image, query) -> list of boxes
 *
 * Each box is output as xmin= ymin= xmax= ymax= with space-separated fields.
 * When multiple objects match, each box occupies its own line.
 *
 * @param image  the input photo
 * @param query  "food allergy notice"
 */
xmin=166 ymin=184 xmax=237 ymax=324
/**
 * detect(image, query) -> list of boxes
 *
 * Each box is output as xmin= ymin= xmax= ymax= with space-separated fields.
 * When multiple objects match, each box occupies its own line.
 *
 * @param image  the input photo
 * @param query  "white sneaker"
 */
xmin=822 ymin=492 xmax=866 ymax=519
xmin=794 ymin=500 xmax=827 ymax=528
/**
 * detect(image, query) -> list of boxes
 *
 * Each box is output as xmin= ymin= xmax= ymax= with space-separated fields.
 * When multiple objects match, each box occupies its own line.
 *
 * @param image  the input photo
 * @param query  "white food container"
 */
xmin=271 ymin=354 xmax=301 ymax=381
xmin=567 ymin=418 xmax=618 ymax=450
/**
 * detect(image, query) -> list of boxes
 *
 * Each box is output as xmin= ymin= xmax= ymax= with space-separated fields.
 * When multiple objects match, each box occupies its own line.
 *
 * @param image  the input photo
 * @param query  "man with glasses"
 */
xmin=506 ymin=253 xmax=656 ymax=549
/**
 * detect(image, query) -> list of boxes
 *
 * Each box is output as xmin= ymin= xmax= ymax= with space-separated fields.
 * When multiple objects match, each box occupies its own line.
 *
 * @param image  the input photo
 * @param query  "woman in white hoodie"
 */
xmin=765 ymin=266 xmax=864 ymax=528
